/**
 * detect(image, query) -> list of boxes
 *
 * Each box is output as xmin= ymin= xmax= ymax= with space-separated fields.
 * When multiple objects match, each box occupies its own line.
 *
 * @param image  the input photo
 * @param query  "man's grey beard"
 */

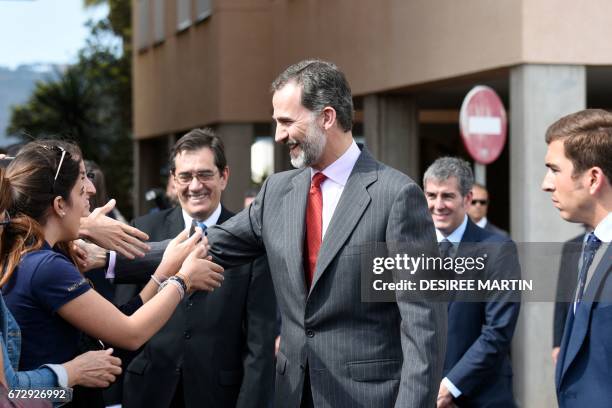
xmin=291 ymin=121 xmax=326 ymax=169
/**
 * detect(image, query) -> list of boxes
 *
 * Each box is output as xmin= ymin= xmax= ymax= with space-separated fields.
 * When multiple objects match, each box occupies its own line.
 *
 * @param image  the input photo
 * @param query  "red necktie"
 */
xmin=304 ymin=172 xmax=327 ymax=289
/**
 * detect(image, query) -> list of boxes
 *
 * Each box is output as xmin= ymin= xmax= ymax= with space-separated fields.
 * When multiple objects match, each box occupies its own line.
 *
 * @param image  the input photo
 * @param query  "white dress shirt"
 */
xmin=310 ymin=140 xmax=361 ymax=239
xmin=182 ymin=203 xmax=222 ymax=229
xmin=475 ymin=217 xmax=488 ymax=229
xmin=593 ymin=212 xmax=612 ymax=243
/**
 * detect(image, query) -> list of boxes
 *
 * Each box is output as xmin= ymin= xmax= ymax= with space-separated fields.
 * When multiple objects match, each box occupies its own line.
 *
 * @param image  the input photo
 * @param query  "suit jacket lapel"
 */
xmin=556 ymin=305 xmax=574 ymax=389
xmin=456 ymin=220 xmax=482 ymax=253
xmin=559 ymin=244 xmax=612 ymax=383
xmin=217 ymin=206 xmax=234 ymax=224
xmin=166 ymin=207 xmax=185 ymax=238
xmin=283 ymin=169 xmax=311 ymax=300
xmin=309 ymin=150 xmax=376 ymax=294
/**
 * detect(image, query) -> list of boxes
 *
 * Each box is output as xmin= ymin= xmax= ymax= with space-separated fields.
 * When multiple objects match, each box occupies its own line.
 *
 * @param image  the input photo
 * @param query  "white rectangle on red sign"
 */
xmin=468 ymin=116 xmax=502 ymax=135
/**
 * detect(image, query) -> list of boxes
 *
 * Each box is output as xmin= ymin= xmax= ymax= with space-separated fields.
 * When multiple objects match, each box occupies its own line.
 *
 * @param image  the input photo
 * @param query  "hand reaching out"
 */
xmin=178 ymin=245 xmax=224 ymax=292
xmin=72 ymin=239 xmax=107 ymax=272
xmin=63 ymin=348 xmax=122 ymax=388
xmin=79 ymin=199 xmax=150 ymax=259
xmin=157 ymin=228 xmax=207 ymax=279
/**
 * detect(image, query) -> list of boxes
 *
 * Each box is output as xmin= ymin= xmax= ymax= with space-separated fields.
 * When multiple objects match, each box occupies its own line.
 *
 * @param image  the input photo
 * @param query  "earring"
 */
xmin=60 ymin=212 xmax=66 ymax=217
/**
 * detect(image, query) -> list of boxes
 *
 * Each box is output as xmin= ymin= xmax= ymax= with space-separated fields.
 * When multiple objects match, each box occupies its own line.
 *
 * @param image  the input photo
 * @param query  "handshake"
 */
xmin=155 ymin=227 xmax=225 ymax=293
xmin=73 ymin=200 xmax=225 ymax=293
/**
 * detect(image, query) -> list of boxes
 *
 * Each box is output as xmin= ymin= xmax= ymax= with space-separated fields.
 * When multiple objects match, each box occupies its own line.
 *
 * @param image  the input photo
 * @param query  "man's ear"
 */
xmin=588 ymin=166 xmax=607 ymax=194
xmin=53 ymin=196 xmax=67 ymax=218
xmin=219 ymin=166 xmax=230 ymax=191
xmin=321 ymin=107 xmax=337 ymax=131
xmin=463 ymin=190 xmax=473 ymax=209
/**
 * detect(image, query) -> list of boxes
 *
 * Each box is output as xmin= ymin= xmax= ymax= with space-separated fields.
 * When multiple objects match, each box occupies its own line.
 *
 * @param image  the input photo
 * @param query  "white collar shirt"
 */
xmin=310 ymin=140 xmax=361 ymax=239
xmin=181 ymin=203 xmax=222 ymax=230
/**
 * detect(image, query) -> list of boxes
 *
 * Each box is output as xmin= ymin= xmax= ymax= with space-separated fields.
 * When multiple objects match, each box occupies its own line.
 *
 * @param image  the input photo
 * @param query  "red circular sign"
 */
xmin=459 ymin=85 xmax=508 ymax=165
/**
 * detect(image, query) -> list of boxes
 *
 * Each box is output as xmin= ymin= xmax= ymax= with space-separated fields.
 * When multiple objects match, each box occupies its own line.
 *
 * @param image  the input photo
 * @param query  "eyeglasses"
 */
xmin=174 ymin=170 xmax=218 ymax=185
xmin=471 ymin=199 xmax=488 ymax=206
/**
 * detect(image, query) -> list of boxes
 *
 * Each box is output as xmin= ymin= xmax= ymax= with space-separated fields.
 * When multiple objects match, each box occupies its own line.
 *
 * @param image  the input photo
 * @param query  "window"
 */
xmin=136 ymin=0 xmax=150 ymax=50
xmin=153 ymin=0 xmax=165 ymax=43
xmin=177 ymin=0 xmax=191 ymax=32
xmin=196 ymin=0 xmax=212 ymax=22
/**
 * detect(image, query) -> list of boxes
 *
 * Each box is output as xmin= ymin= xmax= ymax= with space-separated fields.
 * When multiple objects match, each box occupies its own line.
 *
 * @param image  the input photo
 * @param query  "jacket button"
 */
xmin=184 ymin=330 xmax=191 ymax=339
xmin=175 ymin=367 xmax=181 ymax=373
xmin=306 ymin=330 xmax=314 ymax=338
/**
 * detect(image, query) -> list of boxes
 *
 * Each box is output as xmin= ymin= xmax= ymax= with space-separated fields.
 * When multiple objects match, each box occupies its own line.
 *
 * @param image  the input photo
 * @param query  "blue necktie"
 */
xmin=191 ymin=219 xmax=208 ymax=236
xmin=574 ymin=232 xmax=602 ymax=311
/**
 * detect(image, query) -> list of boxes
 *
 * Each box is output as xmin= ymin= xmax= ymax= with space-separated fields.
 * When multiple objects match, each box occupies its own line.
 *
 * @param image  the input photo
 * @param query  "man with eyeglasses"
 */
xmin=111 ymin=128 xmax=277 ymax=408
xmin=467 ymin=183 xmax=509 ymax=237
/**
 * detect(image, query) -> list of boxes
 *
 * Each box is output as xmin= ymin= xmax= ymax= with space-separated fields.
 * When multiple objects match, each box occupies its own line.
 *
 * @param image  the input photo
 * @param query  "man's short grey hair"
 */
xmin=423 ymin=157 xmax=474 ymax=197
xmin=271 ymin=59 xmax=354 ymax=132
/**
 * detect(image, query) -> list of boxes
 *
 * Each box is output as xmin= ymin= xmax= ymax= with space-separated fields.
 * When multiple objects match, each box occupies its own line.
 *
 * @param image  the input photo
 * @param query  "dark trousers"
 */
xmin=301 ymin=366 xmax=314 ymax=408
xmin=170 ymin=375 xmax=185 ymax=407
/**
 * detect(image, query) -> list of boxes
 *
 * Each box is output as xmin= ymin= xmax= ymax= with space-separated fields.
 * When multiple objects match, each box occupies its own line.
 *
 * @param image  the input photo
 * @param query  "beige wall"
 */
xmin=133 ymin=0 xmax=272 ymax=139
xmin=270 ymin=0 xmax=523 ymax=96
xmin=522 ymin=0 xmax=612 ymax=64
xmin=133 ymin=0 xmax=612 ymax=139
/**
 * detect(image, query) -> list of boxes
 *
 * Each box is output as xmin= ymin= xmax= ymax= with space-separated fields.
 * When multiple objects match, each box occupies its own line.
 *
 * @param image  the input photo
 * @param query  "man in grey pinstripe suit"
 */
xmin=205 ymin=60 xmax=447 ymax=407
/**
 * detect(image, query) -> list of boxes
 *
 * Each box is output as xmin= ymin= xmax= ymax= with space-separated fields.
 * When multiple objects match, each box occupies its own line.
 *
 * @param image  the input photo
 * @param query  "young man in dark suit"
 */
xmin=118 ymin=129 xmax=277 ymax=408
xmin=552 ymin=233 xmax=585 ymax=366
xmin=424 ymin=157 xmax=520 ymax=408
xmin=541 ymin=109 xmax=612 ymax=408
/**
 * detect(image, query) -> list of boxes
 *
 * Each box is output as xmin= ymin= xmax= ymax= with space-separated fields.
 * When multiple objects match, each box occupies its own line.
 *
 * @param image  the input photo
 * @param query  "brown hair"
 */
xmin=85 ymin=160 xmax=107 ymax=209
xmin=545 ymin=109 xmax=612 ymax=182
xmin=0 ymin=141 xmax=82 ymax=287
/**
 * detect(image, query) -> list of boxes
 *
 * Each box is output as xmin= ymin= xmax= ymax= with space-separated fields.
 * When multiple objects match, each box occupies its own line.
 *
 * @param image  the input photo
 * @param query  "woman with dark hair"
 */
xmin=0 ymin=141 xmax=224 ymax=406
xmin=83 ymin=160 xmax=127 ymax=224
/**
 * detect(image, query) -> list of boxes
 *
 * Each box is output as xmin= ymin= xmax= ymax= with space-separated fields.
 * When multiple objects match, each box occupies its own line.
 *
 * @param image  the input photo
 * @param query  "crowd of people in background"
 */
xmin=0 ymin=59 xmax=609 ymax=408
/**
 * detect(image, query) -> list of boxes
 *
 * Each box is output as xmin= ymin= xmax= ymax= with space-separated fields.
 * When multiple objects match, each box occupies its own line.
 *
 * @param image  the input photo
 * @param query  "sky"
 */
xmin=0 ymin=0 xmax=109 ymax=69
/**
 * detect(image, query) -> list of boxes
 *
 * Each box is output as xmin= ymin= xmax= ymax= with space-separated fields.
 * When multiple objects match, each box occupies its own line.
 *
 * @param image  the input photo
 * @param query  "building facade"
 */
xmin=133 ymin=1 xmax=612 ymax=405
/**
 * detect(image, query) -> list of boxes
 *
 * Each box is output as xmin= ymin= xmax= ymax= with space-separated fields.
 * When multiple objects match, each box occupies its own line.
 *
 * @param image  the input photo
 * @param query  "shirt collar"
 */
xmin=436 ymin=215 xmax=469 ymax=244
xmin=593 ymin=212 xmax=612 ymax=243
xmin=182 ymin=204 xmax=222 ymax=230
xmin=475 ymin=217 xmax=487 ymax=229
xmin=310 ymin=140 xmax=360 ymax=186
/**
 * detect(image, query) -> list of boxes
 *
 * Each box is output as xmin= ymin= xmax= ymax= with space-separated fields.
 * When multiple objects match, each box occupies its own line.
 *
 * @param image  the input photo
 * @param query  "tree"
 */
xmin=8 ymin=0 xmax=134 ymax=218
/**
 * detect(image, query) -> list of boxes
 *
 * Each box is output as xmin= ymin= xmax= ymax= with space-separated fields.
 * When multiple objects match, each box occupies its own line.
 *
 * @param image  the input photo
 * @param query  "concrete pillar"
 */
xmin=363 ymin=94 xmax=419 ymax=179
xmin=217 ymin=123 xmax=254 ymax=213
xmin=133 ymin=137 xmax=170 ymax=217
xmin=509 ymin=64 xmax=585 ymax=407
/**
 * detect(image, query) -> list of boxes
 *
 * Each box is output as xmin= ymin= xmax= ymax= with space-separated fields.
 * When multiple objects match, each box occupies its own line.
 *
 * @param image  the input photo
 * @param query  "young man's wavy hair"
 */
xmin=545 ymin=109 xmax=612 ymax=182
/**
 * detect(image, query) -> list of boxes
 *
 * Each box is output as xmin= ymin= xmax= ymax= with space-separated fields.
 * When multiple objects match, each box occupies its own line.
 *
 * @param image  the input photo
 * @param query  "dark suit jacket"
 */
xmin=556 ymin=243 xmax=612 ymax=407
xmin=483 ymin=220 xmax=509 ymax=238
xmin=119 ymin=206 xmax=277 ymax=408
xmin=553 ymin=235 xmax=584 ymax=348
xmin=206 ymin=149 xmax=447 ymax=408
xmin=443 ymin=219 xmax=520 ymax=407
